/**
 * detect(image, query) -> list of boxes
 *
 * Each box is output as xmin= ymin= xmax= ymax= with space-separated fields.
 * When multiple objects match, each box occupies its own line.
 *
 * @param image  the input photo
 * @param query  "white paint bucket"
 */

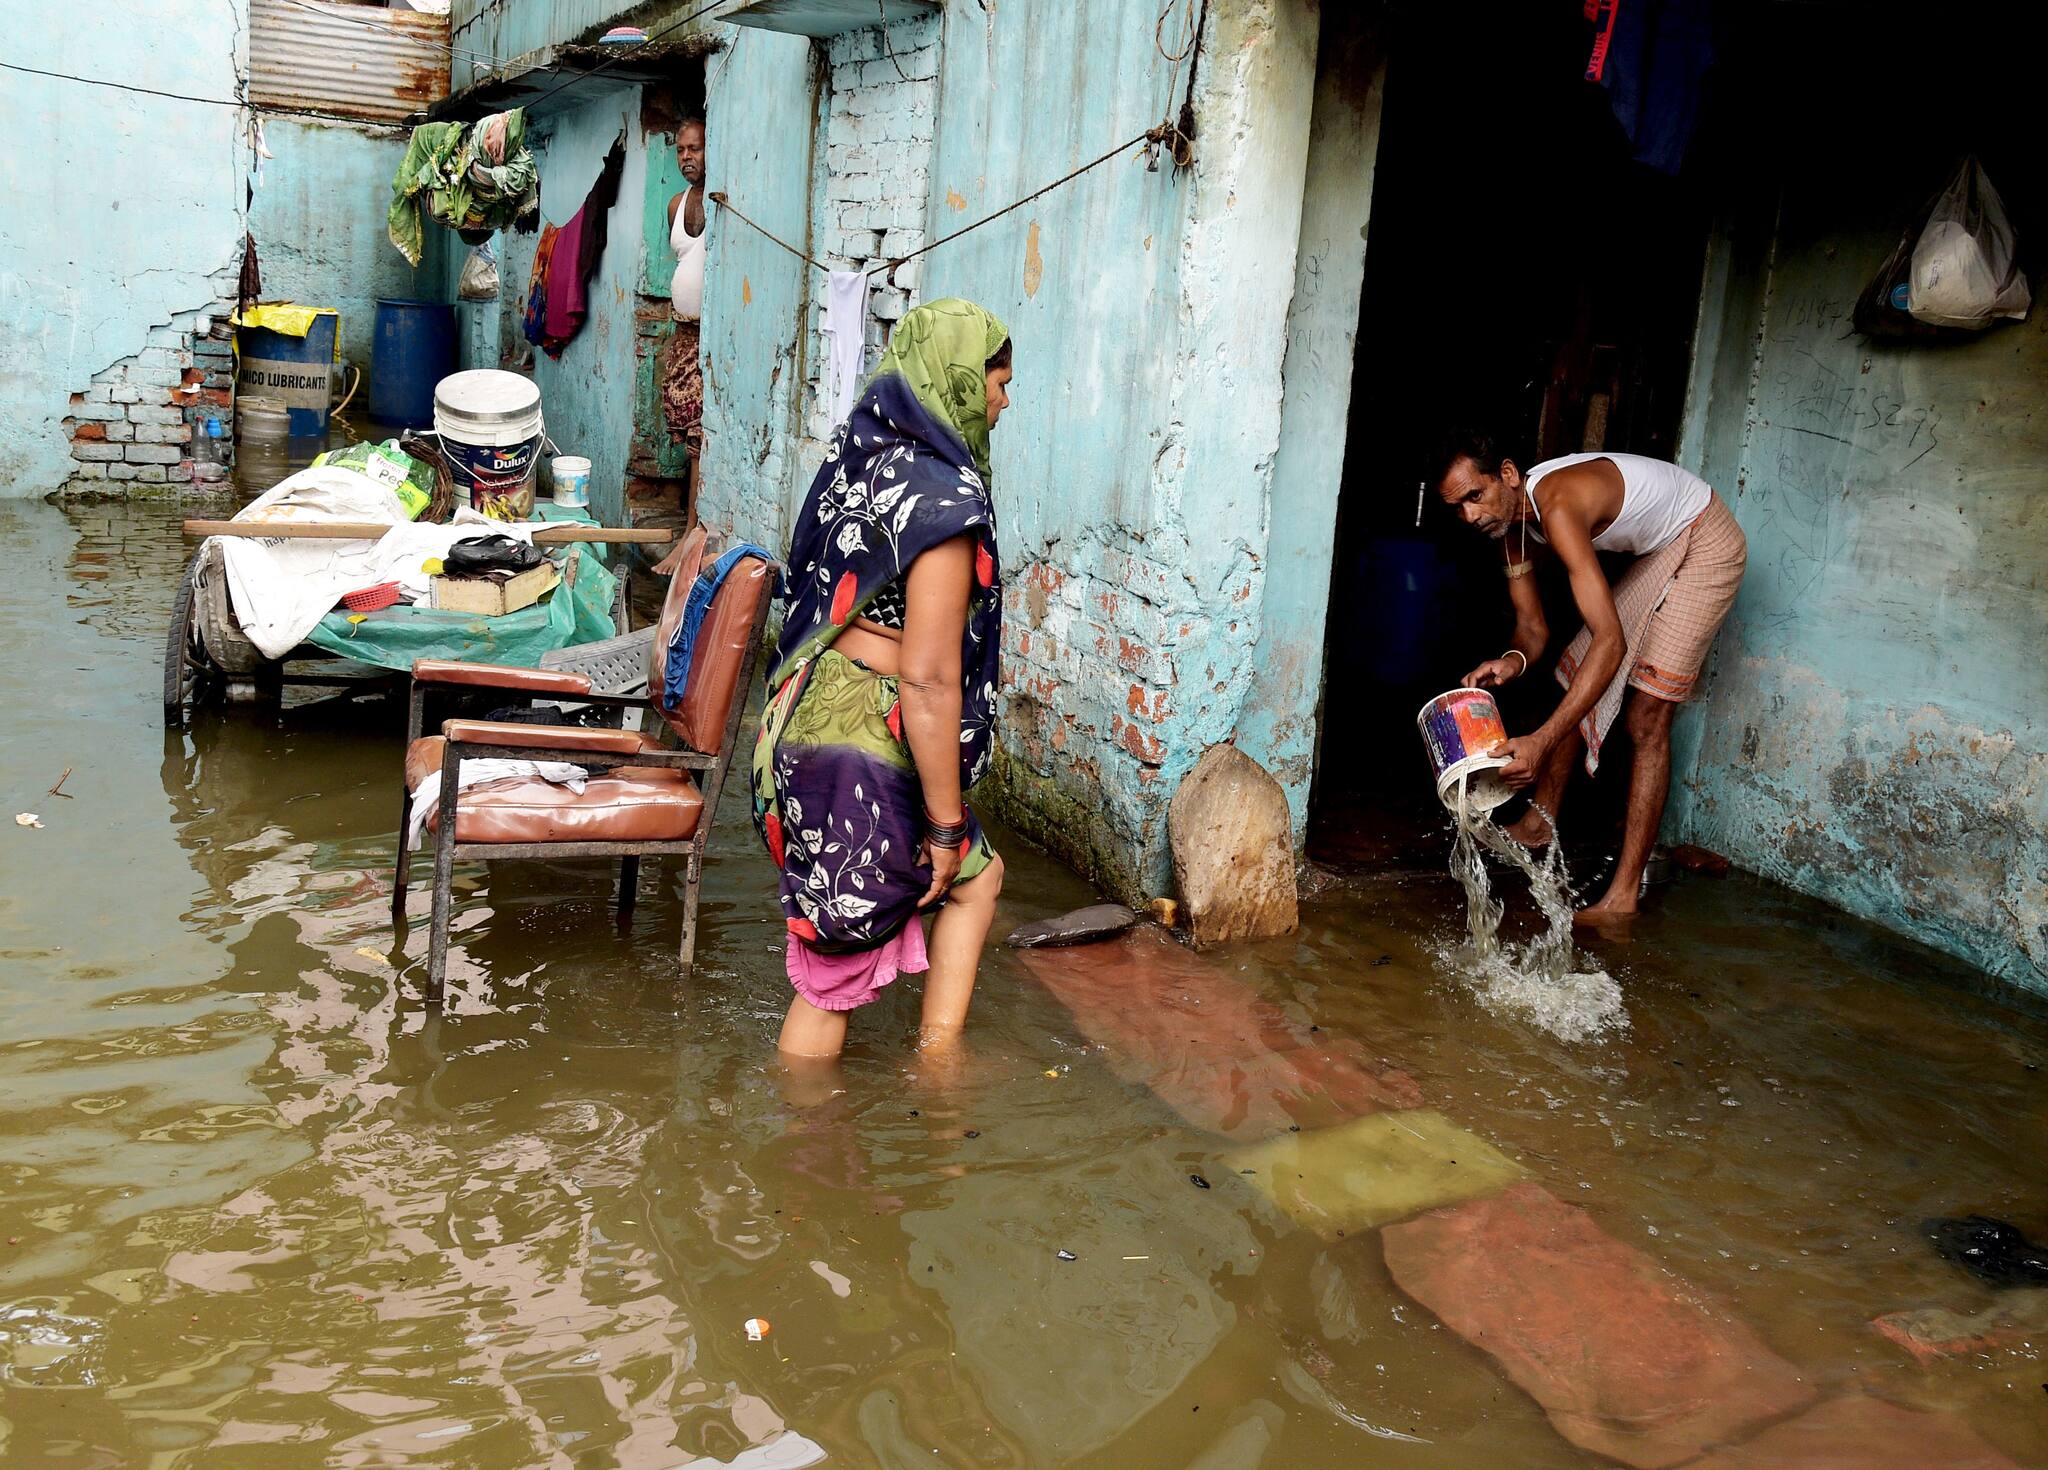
xmin=433 ymin=369 xmax=545 ymax=516
xmin=1416 ymin=687 xmax=1515 ymax=815
xmin=551 ymin=455 xmax=591 ymax=509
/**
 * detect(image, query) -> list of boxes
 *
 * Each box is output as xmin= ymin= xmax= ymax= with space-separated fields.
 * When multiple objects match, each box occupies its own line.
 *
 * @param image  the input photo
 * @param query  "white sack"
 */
xmin=218 ymin=468 xmax=540 ymax=659
xmin=1909 ymin=158 xmax=2031 ymax=330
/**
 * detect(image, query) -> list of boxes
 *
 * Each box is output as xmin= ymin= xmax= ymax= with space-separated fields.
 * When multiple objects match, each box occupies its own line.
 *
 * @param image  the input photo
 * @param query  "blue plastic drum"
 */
xmin=371 ymin=299 xmax=457 ymax=427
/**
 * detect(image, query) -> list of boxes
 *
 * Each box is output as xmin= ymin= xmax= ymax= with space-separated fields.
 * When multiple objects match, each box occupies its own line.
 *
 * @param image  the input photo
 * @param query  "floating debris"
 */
xmin=1056 ymin=1250 xmax=1077 ymax=1262
xmin=1189 ymin=1174 xmax=1211 ymax=1190
xmin=14 ymin=813 xmax=43 ymax=829
xmin=743 ymin=1317 xmax=771 ymax=1341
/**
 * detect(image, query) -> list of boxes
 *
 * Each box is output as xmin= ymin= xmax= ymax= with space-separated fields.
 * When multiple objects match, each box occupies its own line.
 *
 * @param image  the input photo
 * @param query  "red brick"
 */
xmin=1382 ymin=1183 xmax=1818 ymax=1468
xmin=1014 ymin=930 xmax=1420 ymax=1139
xmin=71 ymin=421 xmax=106 ymax=441
xmin=1870 ymin=1297 xmax=2048 ymax=1364
xmin=1682 ymin=1396 xmax=2021 ymax=1470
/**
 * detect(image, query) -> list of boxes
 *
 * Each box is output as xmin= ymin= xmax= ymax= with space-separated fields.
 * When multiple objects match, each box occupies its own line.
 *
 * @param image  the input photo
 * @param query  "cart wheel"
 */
xmin=162 ymin=550 xmax=216 ymax=728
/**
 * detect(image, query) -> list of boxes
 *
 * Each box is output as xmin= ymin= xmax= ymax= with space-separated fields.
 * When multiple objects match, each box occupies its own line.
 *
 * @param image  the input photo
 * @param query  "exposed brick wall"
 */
xmin=800 ymin=16 xmax=939 ymax=451
xmin=992 ymin=531 xmax=1220 ymax=900
xmin=63 ymin=301 xmax=237 ymax=494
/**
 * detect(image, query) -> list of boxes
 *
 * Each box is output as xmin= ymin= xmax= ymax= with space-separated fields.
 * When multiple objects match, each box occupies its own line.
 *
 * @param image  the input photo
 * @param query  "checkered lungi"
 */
xmin=1555 ymin=490 xmax=1747 ymax=774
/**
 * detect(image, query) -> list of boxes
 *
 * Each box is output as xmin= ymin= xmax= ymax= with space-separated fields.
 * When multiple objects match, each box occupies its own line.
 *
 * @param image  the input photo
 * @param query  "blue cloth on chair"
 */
xmin=664 ymin=543 xmax=774 ymax=715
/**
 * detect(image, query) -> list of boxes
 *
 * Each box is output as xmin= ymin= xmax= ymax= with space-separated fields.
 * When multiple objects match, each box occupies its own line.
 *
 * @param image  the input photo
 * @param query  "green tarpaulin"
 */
xmin=303 ymin=541 xmax=618 ymax=673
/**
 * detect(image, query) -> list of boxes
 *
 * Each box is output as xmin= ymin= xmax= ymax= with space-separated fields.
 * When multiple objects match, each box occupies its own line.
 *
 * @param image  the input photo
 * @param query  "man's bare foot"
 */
xmin=1502 ymin=809 xmax=1554 ymax=848
xmin=1574 ymin=888 xmax=1640 ymax=927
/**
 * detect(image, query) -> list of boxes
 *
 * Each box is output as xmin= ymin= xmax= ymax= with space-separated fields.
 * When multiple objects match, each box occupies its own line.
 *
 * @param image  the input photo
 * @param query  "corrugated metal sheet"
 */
xmin=249 ymin=0 xmax=451 ymax=122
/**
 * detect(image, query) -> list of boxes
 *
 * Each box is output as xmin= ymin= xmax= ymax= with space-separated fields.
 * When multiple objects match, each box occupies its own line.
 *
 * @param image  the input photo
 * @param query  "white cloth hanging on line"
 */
xmin=823 ymin=271 xmax=870 ymax=429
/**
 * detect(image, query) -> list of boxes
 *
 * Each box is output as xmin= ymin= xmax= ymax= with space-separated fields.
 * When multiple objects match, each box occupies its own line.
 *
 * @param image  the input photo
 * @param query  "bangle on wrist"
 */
xmin=924 ymin=809 xmax=969 ymax=848
xmin=1502 ymin=648 xmax=1528 ymax=676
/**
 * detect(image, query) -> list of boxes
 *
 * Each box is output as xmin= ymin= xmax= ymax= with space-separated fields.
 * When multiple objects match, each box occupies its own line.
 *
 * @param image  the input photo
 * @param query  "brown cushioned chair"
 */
xmin=392 ymin=528 xmax=775 ymax=995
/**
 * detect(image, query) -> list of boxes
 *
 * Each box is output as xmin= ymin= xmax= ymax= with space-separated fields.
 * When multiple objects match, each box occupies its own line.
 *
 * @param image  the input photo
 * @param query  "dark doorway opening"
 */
xmin=1308 ymin=4 xmax=1711 ymax=870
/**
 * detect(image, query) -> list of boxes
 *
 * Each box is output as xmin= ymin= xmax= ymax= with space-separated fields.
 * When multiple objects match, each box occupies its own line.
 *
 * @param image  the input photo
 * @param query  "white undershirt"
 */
xmin=1524 ymin=452 xmax=1711 ymax=555
xmin=670 ymin=191 xmax=705 ymax=322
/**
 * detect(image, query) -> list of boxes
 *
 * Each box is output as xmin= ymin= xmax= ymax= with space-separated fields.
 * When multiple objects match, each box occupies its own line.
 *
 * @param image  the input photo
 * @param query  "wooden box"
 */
xmin=428 ymin=561 xmax=560 ymax=616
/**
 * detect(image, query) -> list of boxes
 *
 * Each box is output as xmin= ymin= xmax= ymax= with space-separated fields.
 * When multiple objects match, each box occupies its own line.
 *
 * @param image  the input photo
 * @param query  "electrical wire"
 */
xmin=869 ymin=126 xmax=1163 ymax=277
xmin=0 ymin=59 xmax=408 ymax=130
xmin=877 ymin=0 xmax=912 ymax=83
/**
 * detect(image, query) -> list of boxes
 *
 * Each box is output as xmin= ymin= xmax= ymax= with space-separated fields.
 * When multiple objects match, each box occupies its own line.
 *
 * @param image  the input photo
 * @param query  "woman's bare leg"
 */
xmin=779 ymin=994 xmax=849 ymax=1058
xmin=919 ymin=854 xmax=1004 ymax=1045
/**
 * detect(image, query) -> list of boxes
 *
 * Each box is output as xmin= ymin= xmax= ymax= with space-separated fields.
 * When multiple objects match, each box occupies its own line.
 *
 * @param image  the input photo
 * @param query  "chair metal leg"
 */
xmin=678 ymin=844 xmax=703 ymax=979
xmin=427 ymin=760 xmax=461 ymax=1004
xmin=617 ymin=856 xmax=640 ymax=915
xmin=392 ymin=790 xmax=413 ymax=921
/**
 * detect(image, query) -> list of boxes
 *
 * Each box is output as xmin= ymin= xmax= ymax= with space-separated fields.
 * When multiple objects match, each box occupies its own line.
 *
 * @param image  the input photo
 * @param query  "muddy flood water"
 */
xmin=3 ymin=498 xmax=2045 ymax=1468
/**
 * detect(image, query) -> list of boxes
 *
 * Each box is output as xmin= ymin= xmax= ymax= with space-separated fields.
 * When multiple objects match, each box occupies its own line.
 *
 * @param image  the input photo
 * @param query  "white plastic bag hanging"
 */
xmin=1908 ymin=158 xmax=2031 ymax=330
xmin=458 ymin=243 xmax=501 ymax=302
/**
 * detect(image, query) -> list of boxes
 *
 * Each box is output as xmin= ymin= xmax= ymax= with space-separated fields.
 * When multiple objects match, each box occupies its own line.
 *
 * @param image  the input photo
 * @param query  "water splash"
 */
xmin=1439 ymin=783 xmax=1626 ymax=1044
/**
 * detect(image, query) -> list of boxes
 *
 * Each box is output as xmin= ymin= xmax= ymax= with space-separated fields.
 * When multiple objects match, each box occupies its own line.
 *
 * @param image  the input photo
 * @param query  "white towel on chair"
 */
xmin=408 ymin=760 xmax=588 ymax=850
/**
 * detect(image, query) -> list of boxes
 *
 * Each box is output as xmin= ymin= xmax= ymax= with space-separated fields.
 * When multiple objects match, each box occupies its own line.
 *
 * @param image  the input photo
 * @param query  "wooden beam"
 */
xmin=182 ymin=520 xmax=674 ymax=545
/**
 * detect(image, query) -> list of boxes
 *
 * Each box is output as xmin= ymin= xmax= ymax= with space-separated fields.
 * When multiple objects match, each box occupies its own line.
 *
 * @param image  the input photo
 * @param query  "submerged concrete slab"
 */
xmin=1015 ymin=930 xmax=1420 ymax=1139
xmin=1381 ymin=1182 xmax=1818 ymax=1469
xmin=1682 ymin=1396 xmax=2023 ymax=1470
xmin=1226 ymin=1110 xmax=1525 ymax=1237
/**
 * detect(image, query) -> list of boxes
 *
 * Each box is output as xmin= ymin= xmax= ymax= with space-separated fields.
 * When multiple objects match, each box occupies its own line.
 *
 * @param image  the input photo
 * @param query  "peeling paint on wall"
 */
xmin=1022 ymin=221 xmax=1043 ymax=298
xmin=1673 ymin=133 xmax=2048 ymax=994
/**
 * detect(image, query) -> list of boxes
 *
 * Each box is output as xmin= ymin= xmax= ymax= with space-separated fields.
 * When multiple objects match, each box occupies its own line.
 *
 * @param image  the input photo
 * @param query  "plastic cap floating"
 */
xmin=743 ymin=1317 xmax=770 ymax=1341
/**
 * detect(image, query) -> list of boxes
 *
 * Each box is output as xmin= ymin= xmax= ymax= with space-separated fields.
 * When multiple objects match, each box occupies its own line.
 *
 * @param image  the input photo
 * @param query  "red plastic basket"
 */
xmin=342 ymin=582 xmax=402 ymax=613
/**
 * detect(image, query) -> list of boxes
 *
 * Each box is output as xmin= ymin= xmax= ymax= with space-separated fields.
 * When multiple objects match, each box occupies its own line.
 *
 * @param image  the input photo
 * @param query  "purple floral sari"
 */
xmin=751 ymin=300 xmax=1007 ymax=961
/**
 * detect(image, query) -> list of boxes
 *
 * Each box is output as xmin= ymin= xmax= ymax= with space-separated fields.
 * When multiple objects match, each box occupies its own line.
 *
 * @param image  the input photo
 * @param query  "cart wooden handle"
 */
xmin=182 ymin=520 xmax=675 ymax=545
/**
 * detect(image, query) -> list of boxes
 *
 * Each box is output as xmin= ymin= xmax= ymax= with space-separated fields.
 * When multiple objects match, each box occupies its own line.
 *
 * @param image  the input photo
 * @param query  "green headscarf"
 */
xmin=868 ymin=298 xmax=1010 ymax=481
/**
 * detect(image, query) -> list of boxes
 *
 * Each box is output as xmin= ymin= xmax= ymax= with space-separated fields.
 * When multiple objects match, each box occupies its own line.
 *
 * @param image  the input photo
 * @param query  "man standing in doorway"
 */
xmin=662 ymin=117 xmax=708 ymax=470
xmin=1433 ymin=431 xmax=1747 ymax=920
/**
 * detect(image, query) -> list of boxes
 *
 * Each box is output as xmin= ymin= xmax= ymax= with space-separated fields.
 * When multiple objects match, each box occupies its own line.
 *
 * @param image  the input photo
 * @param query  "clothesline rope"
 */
xmin=710 ymin=122 xmax=1169 ymax=283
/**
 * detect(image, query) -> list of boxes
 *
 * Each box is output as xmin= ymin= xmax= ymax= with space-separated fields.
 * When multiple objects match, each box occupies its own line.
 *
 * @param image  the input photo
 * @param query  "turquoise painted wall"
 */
xmin=699 ymin=25 xmax=820 ymax=552
xmin=1237 ymin=19 xmax=1384 ymax=834
xmin=1671 ymin=119 xmax=2046 ymax=991
xmin=245 ymin=118 xmax=421 ymax=380
xmin=913 ymin=0 xmax=1323 ymax=893
xmin=0 ymin=3 xmax=417 ymax=497
xmin=0 ymin=0 xmax=248 ymax=496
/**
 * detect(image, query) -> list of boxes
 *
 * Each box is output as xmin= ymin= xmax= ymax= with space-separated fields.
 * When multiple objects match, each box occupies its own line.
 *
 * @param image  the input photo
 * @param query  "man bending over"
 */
xmin=1433 ymin=431 xmax=1747 ymax=920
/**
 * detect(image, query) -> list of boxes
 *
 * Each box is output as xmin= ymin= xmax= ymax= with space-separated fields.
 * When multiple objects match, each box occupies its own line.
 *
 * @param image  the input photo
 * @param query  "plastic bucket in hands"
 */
xmin=550 ymin=455 xmax=591 ymax=508
xmin=1417 ymin=687 xmax=1515 ymax=816
xmin=433 ymin=370 xmax=544 ymax=517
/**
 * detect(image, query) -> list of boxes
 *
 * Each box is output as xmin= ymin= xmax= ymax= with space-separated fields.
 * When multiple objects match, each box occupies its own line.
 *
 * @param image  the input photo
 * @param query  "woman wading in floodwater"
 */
xmin=752 ymin=299 xmax=1012 ymax=1059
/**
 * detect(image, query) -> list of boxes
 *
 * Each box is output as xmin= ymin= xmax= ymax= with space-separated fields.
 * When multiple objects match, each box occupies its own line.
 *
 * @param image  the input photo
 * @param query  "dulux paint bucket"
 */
xmin=550 ymin=455 xmax=591 ymax=509
xmin=433 ymin=370 xmax=545 ymax=517
xmin=1416 ymin=687 xmax=1515 ymax=815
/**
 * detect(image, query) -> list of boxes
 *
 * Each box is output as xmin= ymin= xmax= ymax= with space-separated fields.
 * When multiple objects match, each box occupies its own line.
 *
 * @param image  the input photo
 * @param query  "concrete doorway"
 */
xmin=1306 ymin=3 xmax=1711 ymax=870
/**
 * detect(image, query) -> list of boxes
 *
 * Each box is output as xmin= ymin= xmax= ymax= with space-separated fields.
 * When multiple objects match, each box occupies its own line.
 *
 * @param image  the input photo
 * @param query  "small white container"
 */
xmin=550 ymin=455 xmax=591 ymax=508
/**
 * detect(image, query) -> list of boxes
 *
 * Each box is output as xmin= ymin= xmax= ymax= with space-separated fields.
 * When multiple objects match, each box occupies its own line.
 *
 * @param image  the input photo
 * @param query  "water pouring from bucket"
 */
xmin=1416 ymin=684 xmax=1626 ymax=1042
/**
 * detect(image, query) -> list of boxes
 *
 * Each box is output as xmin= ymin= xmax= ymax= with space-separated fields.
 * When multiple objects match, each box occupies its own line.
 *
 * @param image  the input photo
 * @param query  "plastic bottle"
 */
xmin=194 ymin=416 xmax=227 ymax=482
